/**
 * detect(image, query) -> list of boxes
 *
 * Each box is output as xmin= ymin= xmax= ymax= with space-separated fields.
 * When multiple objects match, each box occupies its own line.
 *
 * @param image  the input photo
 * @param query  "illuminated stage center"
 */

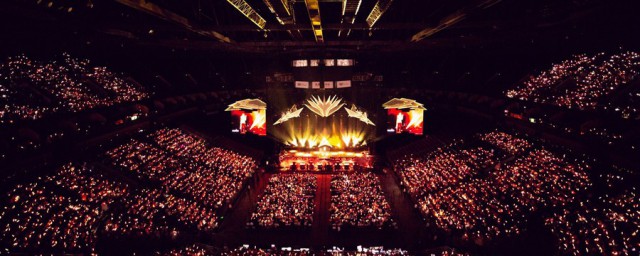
xmin=227 ymin=95 xmax=426 ymax=171
xmin=279 ymin=147 xmax=373 ymax=171
xmin=272 ymin=95 xmax=375 ymax=170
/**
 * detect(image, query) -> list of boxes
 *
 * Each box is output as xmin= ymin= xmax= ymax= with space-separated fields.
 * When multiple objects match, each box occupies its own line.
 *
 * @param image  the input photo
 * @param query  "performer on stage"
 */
xmin=395 ymin=112 xmax=404 ymax=134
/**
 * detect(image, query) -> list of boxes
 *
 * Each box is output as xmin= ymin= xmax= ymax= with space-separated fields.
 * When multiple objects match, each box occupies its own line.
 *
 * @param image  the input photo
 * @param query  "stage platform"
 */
xmin=278 ymin=147 xmax=374 ymax=172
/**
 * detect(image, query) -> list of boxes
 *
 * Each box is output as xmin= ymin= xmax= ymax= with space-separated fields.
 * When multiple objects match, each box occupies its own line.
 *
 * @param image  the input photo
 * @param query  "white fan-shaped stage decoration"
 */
xmin=304 ymin=95 xmax=345 ymax=117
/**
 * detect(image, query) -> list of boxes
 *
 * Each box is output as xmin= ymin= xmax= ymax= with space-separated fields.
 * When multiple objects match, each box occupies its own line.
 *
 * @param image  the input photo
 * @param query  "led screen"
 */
xmin=387 ymin=108 xmax=423 ymax=135
xmin=231 ymin=109 xmax=266 ymax=136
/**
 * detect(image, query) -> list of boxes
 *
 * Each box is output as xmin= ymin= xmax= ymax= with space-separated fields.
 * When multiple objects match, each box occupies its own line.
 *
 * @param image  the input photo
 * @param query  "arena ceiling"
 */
xmin=1 ymin=0 xmax=635 ymax=54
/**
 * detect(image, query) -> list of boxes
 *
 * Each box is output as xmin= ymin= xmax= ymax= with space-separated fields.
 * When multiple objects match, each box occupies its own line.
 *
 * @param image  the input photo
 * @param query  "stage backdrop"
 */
xmin=267 ymin=88 xmax=383 ymax=149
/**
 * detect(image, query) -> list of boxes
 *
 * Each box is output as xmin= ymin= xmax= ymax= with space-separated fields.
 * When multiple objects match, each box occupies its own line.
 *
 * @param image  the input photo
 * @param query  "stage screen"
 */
xmin=230 ymin=109 xmax=266 ymax=136
xmin=386 ymin=108 xmax=424 ymax=135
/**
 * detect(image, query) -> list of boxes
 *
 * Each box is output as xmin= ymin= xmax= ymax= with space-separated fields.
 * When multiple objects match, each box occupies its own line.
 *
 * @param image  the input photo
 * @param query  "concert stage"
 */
xmin=279 ymin=147 xmax=373 ymax=172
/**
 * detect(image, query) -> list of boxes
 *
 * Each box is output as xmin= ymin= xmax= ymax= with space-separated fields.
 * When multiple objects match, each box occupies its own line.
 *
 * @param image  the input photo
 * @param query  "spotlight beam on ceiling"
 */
xmin=114 ymin=0 xmax=232 ymax=43
xmin=411 ymin=0 xmax=502 ymax=42
xmin=339 ymin=0 xmax=362 ymax=37
xmin=366 ymin=0 xmax=393 ymax=28
xmin=262 ymin=0 xmax=304 ymax=39
xmin=227 ymin=0 xmax=268 ymax=29
xmin=263 ymin=0 xmax=294 ymax=24
xmin=304 ymin=0 xmax=324 ymax=42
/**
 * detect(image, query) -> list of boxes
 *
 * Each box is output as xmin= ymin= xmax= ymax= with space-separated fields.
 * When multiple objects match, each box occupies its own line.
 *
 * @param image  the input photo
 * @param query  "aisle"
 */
xmin=208 ymin=173 xmax=270 ymax=246
xmin=311 ymin=174 xmax=331 ymax=244
xmin=379 ymin=172 xmax=435 ymax=248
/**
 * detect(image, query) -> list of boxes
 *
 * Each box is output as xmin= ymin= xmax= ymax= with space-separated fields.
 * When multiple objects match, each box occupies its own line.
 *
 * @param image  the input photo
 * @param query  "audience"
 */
xmin=506 ymin=51 xmax=640 ymax=117
xmin=220 ymin=246 xmax=410 ymax=255
xmin=106 ymin=128 xmax=258 ymax=212
xmin=545 ymin=191 xmax=640 ymax=256
xmin=249 ymin=174 xmax=316 ymax=228
xmin=330 ymin=173 xmax=394 ymax=230
xmin=396 ymin=132 xmax=592 ymax=240
xmin=0 ymin=53 xmax=148 ymax=123
xmin=477 ymin=131 xmax=531 ymax=155
xmin=157 ymin=244 xmax=210 ymax=256
xmin=395 ymin=144 xmax=498 ymax=198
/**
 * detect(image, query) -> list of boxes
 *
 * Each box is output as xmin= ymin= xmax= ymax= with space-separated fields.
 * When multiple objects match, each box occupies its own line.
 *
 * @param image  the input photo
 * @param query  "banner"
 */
xmin=324 ymin=81 xmax=334 ymax=89
xmin=336 ymin=80 xmax=352 ymax=88
xmin=295 ymin=81 xmax=310 ymax=89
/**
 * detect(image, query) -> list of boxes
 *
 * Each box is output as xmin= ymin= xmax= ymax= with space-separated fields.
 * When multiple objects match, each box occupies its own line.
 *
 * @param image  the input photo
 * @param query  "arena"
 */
xmin=0 ymin=0 xmax=639 ymax=255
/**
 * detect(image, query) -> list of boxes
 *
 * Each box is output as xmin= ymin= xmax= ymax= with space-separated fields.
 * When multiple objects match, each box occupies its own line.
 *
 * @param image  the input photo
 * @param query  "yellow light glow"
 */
xmin=249 ymin=109 xmax=266 ymax=130
xmin=407 ymin=109 xmax=424 ymax=129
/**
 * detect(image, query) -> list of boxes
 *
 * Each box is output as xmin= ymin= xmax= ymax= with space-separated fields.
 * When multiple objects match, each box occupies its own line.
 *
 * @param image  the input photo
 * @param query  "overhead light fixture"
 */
xmin=339 ymin=0 xmax=362 ymax=37
xmin=304 ymin=0 xmax=324 ymax=42
xmin=366 ymin=0 xmax=393 ymax=27
xmin=227 ymin=0 xmax=267 ymax=29
xmin=411 ymin=0 xmax=501 ymax=42
xmin=263 ymin=0 xmax=295 ymax=24
xmin=115 ymin=0 xmax=231 ymax=43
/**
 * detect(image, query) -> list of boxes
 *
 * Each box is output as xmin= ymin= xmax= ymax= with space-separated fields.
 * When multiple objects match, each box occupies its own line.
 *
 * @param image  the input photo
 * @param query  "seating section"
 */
xmin=545 ymin=191 xmax=640 ymax=256
xmin=0 ymin=163 xmax=156 ymax=253
xmin=0 ymin=54 xmax=148 ymax=123
xmin=477 ymin=131 xmax=531 ymax=155
xmin=395 ymin=131 xmax=591 ymax=240
xmin=106 ymin=128 xmax=257 ymax=211
xmin=249 ymin=174 xmax=316 ymax=228
xmin=330 ymin=173 xmax=394 ymax=230
xmin=157 ymin=244 xmax=210 ymax=256
xmin=506 ymin=51 xmax=640 ymax=117
xmin=0 ymin=127 xmax=259 ymax=253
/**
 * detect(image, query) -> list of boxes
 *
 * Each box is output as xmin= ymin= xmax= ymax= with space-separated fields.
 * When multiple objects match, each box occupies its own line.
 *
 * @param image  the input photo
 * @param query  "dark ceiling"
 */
xmin=2 ymin=0 xmax=638 ymax=55
xmin=0 ymin=0 xmax=638 ymax=93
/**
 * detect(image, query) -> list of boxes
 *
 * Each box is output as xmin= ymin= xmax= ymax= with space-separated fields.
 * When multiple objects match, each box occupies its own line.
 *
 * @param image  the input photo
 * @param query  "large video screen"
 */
xmin=226 ymin=98 xmax=267 ymax=136
xmin=230 ymin=109 xmax=266 ymax=136
xmin=383 ymin=98 xmax=425 ymax=135
xmin=386 ymin=108 xmax=424 ymax=135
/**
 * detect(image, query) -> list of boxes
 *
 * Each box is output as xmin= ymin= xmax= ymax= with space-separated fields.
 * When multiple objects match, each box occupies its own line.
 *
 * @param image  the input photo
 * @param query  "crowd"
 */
xmin=545 ymin=191 xmax=640 ymax=256
xmin=395 ymin=132 xmax=592 ymax=240
xmin=0 ymin=182 xmax=100 ymax=252
xmin=506 ymin=51 xmax=640 ymax=115
xmin=0 ymin=163 xmax=130 ymax=252
xmin=395 ymin=145 xmax=499 ymax=198
xmin=106 ymin=128 xmax=258 ymax=211
xmin=477 ymin=131 xmax=531 ymax=155
xmin=491 ymin=149 xmax=591 ymax=208
xmin=157 ymin=244 xmax=210 ymax=256
xmin=0 ymin=53 xmax=148 ymax=123
xmin=150 ymin=128 xmax=257 ymax=208
xmin=330 ymin=173 xmax=394 ymax=230
xmin=0 ymin=158 xmax=232 ymax=254
xmin=219 ymin=246 xmax=411 ymax=256
xmin=249 ymin=174 xmax=316 ymax=228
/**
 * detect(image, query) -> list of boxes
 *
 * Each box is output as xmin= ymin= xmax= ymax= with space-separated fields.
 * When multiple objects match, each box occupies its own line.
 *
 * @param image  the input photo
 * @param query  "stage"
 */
xmin=278 ymin=146 xmax=373 ymax=172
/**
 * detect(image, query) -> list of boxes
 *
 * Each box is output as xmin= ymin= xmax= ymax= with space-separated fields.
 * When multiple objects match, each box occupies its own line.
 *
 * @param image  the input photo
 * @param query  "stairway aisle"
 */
xmin=311 ymin=174 xmax=331 ymax=245
xmin=379 ymin=172 xmax=434 ymax=249
xmin=210 ymin=172 xmax=271 ymax=246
